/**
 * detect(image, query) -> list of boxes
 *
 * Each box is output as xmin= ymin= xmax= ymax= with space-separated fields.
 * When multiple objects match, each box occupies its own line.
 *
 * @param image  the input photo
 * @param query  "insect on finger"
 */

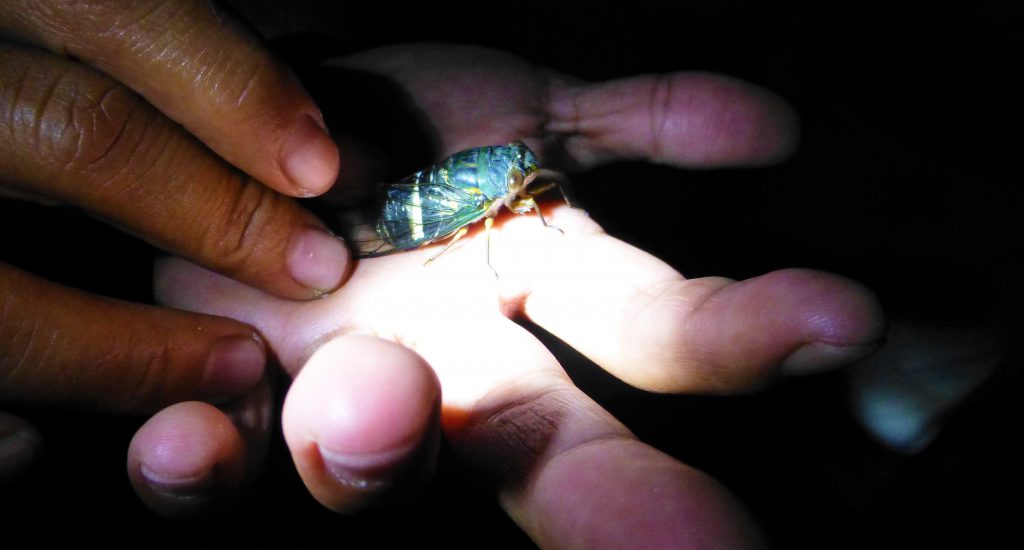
xmin=356 ymin=142 xmax=566 ymax=265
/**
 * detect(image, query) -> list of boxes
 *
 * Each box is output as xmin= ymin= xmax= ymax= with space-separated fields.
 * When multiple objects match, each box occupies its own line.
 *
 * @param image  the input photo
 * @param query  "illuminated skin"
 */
xmin=0 ymin=1 xmax=885 ymax=544
xmin=151 ymin=44 xmax=885 ymax=548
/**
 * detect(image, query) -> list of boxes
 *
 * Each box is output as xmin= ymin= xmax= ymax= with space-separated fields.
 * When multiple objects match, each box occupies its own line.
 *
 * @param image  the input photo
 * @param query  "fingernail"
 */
xmin=202 ymin=335 xmax=266 ymax=399
xmin=318 ymin=442 xmax=417 ymax=492
xmin=140 ymin=464 xmax=213 ymax=497
xmin=281 ymin=113 xmax=340 ymax=196
xmin=781 ymin=341 xmax=883 ymax=374
xmin=288 ymin=226 xmax=348 ymax=294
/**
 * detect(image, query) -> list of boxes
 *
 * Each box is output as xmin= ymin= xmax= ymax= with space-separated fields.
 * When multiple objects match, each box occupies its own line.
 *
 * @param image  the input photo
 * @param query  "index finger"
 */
xmin=0 ymin=0 xmax=339 ymax=196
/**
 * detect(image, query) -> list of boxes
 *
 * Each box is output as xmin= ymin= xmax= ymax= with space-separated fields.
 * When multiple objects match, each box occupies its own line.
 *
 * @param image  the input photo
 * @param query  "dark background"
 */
xmin=2 ymin=1 xmax=1021 ymax=548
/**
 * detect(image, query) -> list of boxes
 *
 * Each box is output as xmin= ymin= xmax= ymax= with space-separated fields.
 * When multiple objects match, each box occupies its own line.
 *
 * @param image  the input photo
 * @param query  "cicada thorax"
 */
xmin=356 ymin=141 xmax=545 ymax=259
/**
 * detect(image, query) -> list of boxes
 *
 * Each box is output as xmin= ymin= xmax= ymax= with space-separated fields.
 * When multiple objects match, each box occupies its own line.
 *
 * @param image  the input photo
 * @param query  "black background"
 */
xmin=2 ymin=1 xmax=1022 ymax=548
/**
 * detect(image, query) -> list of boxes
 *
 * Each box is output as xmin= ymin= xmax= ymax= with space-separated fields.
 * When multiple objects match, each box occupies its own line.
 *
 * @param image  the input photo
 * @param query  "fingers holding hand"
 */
xmin=0 ymin=0 xmax=338 ymax=196
xmin=0 ymin=43 xmax=348 ymax=298
xmin=0 ymin=263 xmax=265 ymax=410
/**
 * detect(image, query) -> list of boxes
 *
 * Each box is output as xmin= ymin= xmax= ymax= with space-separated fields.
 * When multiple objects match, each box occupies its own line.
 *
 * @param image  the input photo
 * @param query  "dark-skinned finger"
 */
xmin=0 ymin=411 xmax=43 ymax=483
xmin=0 ymin=262 xmax=264 ymax=410
xmin=0 ymin=0 xmax=339 ymax=196
xmin=127 ymin=380 xmax=273 ymax=518
xmin=0 ymin=44 xmax=348 ymax=297
xmin=546 ymin=72 xmax=800 ymax=169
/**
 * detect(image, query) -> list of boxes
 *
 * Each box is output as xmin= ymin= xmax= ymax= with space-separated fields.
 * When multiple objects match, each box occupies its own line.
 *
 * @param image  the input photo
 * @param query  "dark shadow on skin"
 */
xmin=276 ymin=36 xmax=439 ymax=196
xmin=274 ymin=47 xmax=442 ymax=245
xmin=445 ymin=388 xmax=571 ymax=490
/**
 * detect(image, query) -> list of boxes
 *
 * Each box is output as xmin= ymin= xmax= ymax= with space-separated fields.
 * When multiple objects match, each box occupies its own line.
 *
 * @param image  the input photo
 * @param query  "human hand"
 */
xmin=152 ymin=43 xmax=885 ymax=546
xmin=0 ymin=0 xmax=346 ymax=489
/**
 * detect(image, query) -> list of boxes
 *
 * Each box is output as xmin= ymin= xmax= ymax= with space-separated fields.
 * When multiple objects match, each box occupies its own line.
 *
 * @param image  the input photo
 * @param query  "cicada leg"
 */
xmin=524 ymin=181 xmax=572 ymax=207
xmin=423 ymin=219 xmax=499 ymax=278
xmin=424 ymin=226 xmax=469 ymax=265
xmin=510 ymin=195 xmax=564 ymax=236
xmin=485 ymin=217 xmax=498 ymax=278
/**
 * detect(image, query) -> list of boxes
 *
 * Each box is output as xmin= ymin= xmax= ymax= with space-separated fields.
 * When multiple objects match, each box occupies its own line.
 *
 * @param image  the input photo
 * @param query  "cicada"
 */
xmin=356 ymin=141 xmax=557 ymax=263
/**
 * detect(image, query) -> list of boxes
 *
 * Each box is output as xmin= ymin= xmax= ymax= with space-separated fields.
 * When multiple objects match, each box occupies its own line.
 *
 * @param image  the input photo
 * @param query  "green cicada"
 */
xmin=356 ymin=141 xmax=557 ymax=262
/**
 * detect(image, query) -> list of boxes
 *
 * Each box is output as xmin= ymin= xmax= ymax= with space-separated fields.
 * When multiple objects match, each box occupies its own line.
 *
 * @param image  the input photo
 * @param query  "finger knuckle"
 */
xmin=198 ymin=178 xmax=282 ymax=271
xmin=458 ymin=384 xmax=579 ymax=487
xmin=0 ymin=52 xmax=158 ymax=180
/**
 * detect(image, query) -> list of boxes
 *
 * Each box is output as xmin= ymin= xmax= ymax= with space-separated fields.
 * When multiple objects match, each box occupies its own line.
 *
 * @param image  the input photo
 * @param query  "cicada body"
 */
xmin=357 ymin=141 xmax=547 ymax=259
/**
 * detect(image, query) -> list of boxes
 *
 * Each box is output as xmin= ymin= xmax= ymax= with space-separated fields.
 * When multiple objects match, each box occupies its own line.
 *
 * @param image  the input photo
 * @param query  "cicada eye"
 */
xmin=507 ymin=169 xmax=524 ymax=192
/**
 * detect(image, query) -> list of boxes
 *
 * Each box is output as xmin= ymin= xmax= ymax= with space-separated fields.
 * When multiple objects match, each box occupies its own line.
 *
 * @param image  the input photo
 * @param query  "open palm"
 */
xmin=147 ymin=44 xmax=884 ymax=548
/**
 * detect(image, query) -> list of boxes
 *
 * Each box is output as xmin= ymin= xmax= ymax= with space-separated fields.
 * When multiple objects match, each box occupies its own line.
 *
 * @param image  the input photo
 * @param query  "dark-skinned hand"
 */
xmin=1 ymin=0 xmax=345 ymax=488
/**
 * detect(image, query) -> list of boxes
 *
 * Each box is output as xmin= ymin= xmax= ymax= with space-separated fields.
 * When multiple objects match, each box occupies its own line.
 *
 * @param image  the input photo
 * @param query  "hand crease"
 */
xmin=648 ymin=74 xmax=673 ymax=162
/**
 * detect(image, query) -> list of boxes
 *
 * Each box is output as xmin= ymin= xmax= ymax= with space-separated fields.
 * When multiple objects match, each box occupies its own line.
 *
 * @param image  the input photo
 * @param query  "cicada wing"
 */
xmin=356 ymin=178 xmax=489 ymax=258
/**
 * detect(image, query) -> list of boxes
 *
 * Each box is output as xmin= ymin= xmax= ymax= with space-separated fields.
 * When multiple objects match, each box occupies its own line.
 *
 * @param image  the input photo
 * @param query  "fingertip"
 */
xmin=775 ymin=269 xmax=887 ymax=374
xmin=200 ymin=335 xmax=266 ymax=401
xmin=283 ymin=336 xmax=440 ymax=512
xmin=614 ymin=269 xmax=886 ymax=394
xmin=128 ymin=402 xmax=246 ymax=518
xmin=286 ymin=226 xmax=350 ymax=295
xmin=698 ymin=269 xmax=886 ymax=388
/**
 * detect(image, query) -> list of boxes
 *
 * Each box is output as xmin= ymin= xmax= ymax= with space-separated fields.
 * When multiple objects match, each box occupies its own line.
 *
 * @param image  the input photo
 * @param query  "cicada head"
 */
xmin=505 ymin=141 xmax=541 ymax=199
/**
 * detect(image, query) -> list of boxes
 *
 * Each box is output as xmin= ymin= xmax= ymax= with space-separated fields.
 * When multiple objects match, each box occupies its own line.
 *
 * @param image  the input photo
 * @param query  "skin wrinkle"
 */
xmin=0 ymin=56 xmax=32 ymax=147
xmin=620 ymin=276 xmax=737 ymax=392
xmin=619 ymin=277 xmax=685 ymax=385
xmin=111 ymin=3 xmax=199 ymax=78
xmin=540 ymin=80 xmax=599 ymax=169
xmin=29 ymin=64 xmax=68 ymax=159
xmin=1 ymin=312 xmax=44 ymax=397
xmin=209 ymin=177 xmax=274 ymax=271
xmin=87 ymin=104 xmax=168 ymax=205
xmin=38 ymin=322 xmax=61 ymax=387
xmin=670 ymin=277 xmax=738 ymax=390
xmin=0 ymin=304 xmax=29 ymax=392
xmin=127 ymin=332 xmax=174 ymax=410
xmin=74 ymin=82 xmax=132 ymax=173
xmin=229 ymin=61 xmax=261 ymax=110
xmin=458 ymin=384 xmax=576 ymax=487
xmin=648 ymin=73 xmax=672 ymax=162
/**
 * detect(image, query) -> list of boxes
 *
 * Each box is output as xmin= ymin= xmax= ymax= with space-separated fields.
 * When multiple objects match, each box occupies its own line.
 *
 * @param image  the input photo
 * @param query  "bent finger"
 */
xmin=282 ymin=335 xmax=441 ymax=512
xmin=0 ymin=0 xmax=339 ymax=196
xmin=0 ymin=263 xmax=264 ymax=410
xmin=0 ymin=44 xmax=348 ymax=297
